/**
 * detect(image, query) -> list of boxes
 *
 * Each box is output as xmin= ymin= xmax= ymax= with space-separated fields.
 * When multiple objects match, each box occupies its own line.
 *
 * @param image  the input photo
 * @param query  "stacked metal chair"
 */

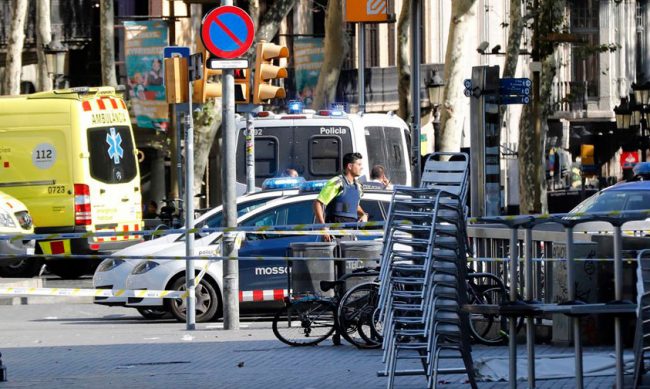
xmin=633 ymin=249 xmax=650 ymax=387
xmin=377 ymin=153 xmax=477 ymax=389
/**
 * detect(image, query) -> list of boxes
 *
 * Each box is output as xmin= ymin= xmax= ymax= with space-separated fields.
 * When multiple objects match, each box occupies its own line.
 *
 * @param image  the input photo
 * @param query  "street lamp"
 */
xmin=631 ymin=82 xmax=650 ymax=162
xmin=43 ymin=38 xmax=68 ymax=89
xmin=426 ymin=70 xmax=445 ymax=120
xmin=613 ymin=97 xmax=631 ymax=131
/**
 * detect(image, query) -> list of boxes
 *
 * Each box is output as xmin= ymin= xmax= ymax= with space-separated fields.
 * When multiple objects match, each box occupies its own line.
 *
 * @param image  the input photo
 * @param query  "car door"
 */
xmin=237 ymin=199 xmax=317 ymax=295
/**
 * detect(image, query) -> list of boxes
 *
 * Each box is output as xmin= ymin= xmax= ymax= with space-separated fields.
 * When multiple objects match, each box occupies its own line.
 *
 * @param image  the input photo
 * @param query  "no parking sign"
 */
xmin=200 ymin=6 xmax=254 ymax=59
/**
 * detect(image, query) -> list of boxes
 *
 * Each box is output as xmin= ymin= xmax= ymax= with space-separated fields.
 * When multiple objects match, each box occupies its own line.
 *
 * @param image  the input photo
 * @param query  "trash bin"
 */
xmin=290 ymin=242 xmax=336 ymax=296
xmin=338 ymin=240 xmax=383 ymax=288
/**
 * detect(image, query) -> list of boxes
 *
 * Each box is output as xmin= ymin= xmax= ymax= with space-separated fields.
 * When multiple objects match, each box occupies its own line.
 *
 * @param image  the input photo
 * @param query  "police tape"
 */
xmin=0 ymin=286 xmax=188 ymax=299
xmin=0 ymin=253 xmax=383 ymax=262
xmin=0 ymin=221 xmax=389 ymax=241
xmin=468 ymin=208 xmax=650 ymax=225
xmin=468 ymin=256 xmax=639 ymax=262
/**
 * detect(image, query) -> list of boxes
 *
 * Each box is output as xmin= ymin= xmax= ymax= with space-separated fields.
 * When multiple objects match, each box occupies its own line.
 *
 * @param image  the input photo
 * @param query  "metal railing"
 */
xmin=551 ymin=80 xmax=588 ymax=113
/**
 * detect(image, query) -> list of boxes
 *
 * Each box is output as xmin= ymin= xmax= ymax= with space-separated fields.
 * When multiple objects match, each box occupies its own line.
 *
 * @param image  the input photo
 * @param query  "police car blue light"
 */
xmin=262 ymin=177 xmax=306 ymax=190
xmin=329 ymin=102 xmax=349 ymax=114
xmin=634 ymin=162 xmax=650 ymax=178
xmin=300 ymin=180 xmax=328 ymax=192
xmin=287 ymin=100 xmax=304 ymax=114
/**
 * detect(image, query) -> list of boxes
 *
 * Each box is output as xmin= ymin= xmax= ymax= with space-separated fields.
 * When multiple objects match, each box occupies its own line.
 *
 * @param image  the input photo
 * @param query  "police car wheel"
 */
xmin=167 ymin=276 xmax=221 ymax=323
xmin=137 ymin=307 xmax=171 ymax=320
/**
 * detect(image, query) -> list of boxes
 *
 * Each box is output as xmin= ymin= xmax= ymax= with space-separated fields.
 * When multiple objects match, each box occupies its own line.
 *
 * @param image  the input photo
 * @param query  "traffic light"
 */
xmin=164 ymin=56 xmax=189 ymax=104
xmin=193 ymin=49 xmax=222 ymax=104
xmin=234 ymin=68 xmax=249 ymax=104
xmin=253 ymin=41 xmax=289 ymax=105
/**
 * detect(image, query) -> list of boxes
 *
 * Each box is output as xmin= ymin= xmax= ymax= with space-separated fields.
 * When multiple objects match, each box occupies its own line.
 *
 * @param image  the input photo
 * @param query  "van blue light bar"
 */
xmin=300 ymin=180 xmax=329 ymax=192
xmin=287 ymin=100 xmax=304 ymax=114
xmin=262 ymin=177 xmax=306 ymax=190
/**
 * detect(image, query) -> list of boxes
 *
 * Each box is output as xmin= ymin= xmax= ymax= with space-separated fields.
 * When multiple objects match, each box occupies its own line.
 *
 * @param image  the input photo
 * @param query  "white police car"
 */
xmin=92 ymin=177 xmax=305 ymax=315
xmin=124 ymin=185 xmax=394 ymax=322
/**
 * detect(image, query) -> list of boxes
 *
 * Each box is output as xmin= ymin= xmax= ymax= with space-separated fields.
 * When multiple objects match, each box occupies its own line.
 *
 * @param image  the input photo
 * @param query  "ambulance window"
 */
xmin=255 ymin=136 xmax=279 ymax=178
xmin=87 ymin=126 xmax=137 ymax=184
xmin=309 ymin=136 xmax=342 ymax=176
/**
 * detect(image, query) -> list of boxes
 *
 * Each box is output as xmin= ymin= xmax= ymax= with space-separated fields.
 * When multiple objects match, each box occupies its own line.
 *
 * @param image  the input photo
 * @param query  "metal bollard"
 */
xmin=0 ymin=351 xmax=7 ymax=381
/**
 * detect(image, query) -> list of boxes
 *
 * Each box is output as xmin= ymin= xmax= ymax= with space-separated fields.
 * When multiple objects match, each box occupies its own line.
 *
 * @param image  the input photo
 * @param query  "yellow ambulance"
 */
xmin=0 ymin=86 xmax=143 ymax=278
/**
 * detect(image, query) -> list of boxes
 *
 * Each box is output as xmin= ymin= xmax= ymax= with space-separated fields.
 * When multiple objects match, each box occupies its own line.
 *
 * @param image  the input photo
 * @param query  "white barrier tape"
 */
xmin=0 ymin=287 xmax=188 ymax=299
xmin=0 ymin=221 xmax=388 ymax=241
xmin=0 ymin=253 xmax=382 ymax=262
xmin=468 ymin=257 xmax=639 ymax=263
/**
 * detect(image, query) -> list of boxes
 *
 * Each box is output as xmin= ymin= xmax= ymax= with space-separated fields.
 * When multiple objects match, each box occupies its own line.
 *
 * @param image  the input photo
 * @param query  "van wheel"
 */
xmin=46 ymin=261 xmax=88 ymax=279
xmin=166 ymin=276 xmax=221 ymax=323
xmin=0 ymin=258 xmax=43 ymax=278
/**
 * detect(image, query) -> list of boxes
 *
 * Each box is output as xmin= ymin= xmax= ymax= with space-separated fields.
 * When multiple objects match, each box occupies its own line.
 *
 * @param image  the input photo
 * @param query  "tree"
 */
xmin=312 ymin=0 xmax=347 ymax=109
xmin=517 ymin=0 xmax=565 ymax=214
xmin=100 ymin=0 xmax=117 ymax=87
xmin=3 ymin=0 xmax=29 ymax=95
xmin=36 ymin=0 xmax=52 ymax=91
xmin=396 ymin=1 xmax=410 ymax=121
xmin=437 ymin=0 xmax=478 ymax=152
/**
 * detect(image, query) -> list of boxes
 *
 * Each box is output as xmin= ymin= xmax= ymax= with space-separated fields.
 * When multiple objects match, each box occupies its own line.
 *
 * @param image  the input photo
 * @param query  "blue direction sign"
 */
xmin=500 ymin=95 xmax=530 ymax=105
xmin=499 ymin=78 xmax=532 ymax=95
xmin=163 ymin=46 xmax=190 ymax=59
xmin=201 ymin=6 xmax=254 ymax=59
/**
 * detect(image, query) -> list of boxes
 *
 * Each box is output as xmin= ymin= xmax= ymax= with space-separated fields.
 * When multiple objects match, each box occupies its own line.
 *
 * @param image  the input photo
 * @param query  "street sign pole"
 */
xmin=185 ymin=72 xmax=196 ymax=331
xmin=410 ymin=0 xmax=421 ymax=186
xmin=358 ymin=23 xmax=365 ymax=112
xmin=236 ymin=104 xmax=262 ymax=193
xmin=201 ymin=3 xmax=255 ymax=330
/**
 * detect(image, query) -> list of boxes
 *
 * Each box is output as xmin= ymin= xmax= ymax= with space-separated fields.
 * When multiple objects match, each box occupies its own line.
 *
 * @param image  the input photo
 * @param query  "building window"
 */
xmin=570 ymin=0 xmax=600 ymax=99
xmin=366 ymin=24 xmax=379 ymax=67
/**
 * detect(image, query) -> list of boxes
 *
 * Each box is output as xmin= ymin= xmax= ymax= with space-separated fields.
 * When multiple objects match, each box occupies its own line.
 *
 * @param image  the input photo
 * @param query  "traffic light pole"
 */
xmin=237 ymin=104 xmax=262 ymax=193
xmin=185 ymin=80 xmax=196 ymax=330
xmin=222 ymin=60 xmax=240 ymax=330
xmin=410 ymin=0 xmax=422 ymax=186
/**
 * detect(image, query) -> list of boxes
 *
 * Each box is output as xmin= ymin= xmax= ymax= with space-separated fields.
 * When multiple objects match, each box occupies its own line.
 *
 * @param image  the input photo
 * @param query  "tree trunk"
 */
xmin=312 ymin=0 xmax=347 ymax=110
xmin=502 ymin=0 xmax=525 ymax=79
xmin=3 ymin=0 xmax=29 ymax=95
xmin=36 ymin=0 xmax=52 ymax=91
xmin=193 ymin=100 xmax=223 ymax=196
xmin=253 ymin=0 xmax=297 ymax=48
xmin=100 ymin=0 xmax=117 ymax=87
xmin=396 ymin=1 xmax=410 ymax=121
xmin=518 ymin=55 xmax=555 ymax=214
xmin=437 ymin=0 xmax=478 ymax=152
xmin=249 ymin=0 xmax=260 ymax=30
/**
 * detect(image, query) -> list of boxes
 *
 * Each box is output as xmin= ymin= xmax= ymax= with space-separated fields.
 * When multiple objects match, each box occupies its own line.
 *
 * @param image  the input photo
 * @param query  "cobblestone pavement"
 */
xmin=0 ymin=304 xmax=623 ymax=388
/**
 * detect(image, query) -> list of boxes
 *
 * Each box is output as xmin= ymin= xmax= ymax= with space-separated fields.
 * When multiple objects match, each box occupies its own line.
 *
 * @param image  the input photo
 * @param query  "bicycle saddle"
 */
xmin=320 ymin=280 xmax=344 ymax=292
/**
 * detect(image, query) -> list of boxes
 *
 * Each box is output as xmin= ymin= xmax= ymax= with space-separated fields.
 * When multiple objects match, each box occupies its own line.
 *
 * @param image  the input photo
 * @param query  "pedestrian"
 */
xmin=313 ymin=152 xmax=369 ymax=242
xmin=368 ymin=164 xmax=391 ymax=189
xmin=282 ymin=168 xmax=299 ymax=178
xmin=143 ymin=200 xmax=158 ymax=219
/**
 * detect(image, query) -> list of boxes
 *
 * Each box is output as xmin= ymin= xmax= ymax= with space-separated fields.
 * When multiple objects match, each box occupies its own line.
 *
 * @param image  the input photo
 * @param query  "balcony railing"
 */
xmin=551 ymin=80 xmax=588 ymax=114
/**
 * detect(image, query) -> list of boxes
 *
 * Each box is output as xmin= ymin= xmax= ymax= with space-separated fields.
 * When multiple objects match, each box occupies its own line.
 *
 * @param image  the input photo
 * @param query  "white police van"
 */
xmin=236 ymin=104 xmax=412 ymax=187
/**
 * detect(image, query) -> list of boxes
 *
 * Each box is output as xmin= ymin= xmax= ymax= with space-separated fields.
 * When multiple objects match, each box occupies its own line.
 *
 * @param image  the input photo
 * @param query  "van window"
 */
xmin=254 ymin=136 xmax=279 ymax=178
xmin=309 ymin=136 xmax=343 ymax=176
xmin=87 ymin=126 xmax=137 ymax=184
xmin=365 ymin=126 xmax=407 ymax=185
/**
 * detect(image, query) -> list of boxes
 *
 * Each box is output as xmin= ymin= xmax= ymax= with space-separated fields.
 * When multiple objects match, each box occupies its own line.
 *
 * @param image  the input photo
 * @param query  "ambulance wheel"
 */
xmin=166 ymin=275 xmax=221 ymax=323
xmin=0 ymin=258 xmax=43 ymax=278
xmin=46 ymin=261 xmax=88 ymax=279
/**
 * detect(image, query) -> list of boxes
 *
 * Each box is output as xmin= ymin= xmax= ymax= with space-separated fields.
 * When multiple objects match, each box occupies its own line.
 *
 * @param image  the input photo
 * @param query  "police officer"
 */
xmin=313 ymin=152 xmax=369 ymax=242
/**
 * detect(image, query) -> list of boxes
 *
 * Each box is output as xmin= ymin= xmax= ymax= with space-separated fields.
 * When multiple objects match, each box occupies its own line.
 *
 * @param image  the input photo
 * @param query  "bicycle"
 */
xmin=465 ymin=270 xmax=525 ymax=345
xmin=272 ymin=266 xmax=380 ymax=348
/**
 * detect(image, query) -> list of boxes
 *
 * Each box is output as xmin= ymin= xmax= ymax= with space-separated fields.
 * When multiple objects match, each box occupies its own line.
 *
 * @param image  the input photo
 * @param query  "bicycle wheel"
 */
xmin=272 ymin=300 xmax=336 ymax=346
xmin=357 ymin=306 xmax=383 ymax=347
xmin=468 ymin=286 xmax=507 ymax=345
xmin=337 ymin=282 xmax=382 ymax=349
